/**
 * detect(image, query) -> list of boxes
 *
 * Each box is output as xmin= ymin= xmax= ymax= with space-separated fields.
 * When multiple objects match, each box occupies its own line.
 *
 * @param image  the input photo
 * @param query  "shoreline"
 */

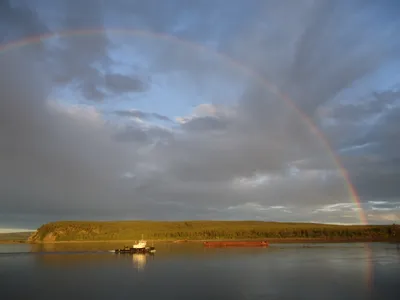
xmin=0 ymin=241 xmax=27 ymax=244
xmin=2 ymin=237 xmax=398 ymax=245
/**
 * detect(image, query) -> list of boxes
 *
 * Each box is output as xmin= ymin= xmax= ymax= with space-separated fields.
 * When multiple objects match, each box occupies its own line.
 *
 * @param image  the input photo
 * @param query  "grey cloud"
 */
xmin=0 ymin=47 xmax=142 ymax=224
xmin=373 ymin=88 xmax=400 ymax=104
xmin=115 ymin=109 xmax=173 ymax=122
xmin=327 ymin=97 xmax=395 ymax=123
xmin=319 ymin=86 xmax=399 ymax=152
xmin=30 ymin=2 xmax=148 ymax=102
xmin=106 ymin=0 xmax=260 ymax=44
xmin=113 ymin=122 xmax=174 ymax=143
xmin=227 ymin=0 xmax=400 ymax=116
xmin=351 ymin=168 xmax=400 ymax=200
xmin=81 ymin=82 xmax=106 ymax=102
xmin=144 ymin=111 xmax=332 ymax=187
xmin=104 ymin=73 xmax=147 ymax=93
xmin=335 ymin=90 xmax=400 ymax=201
xmin=152 ymin=113 xmax=173 ymax=122
xmin=115 ymin=110 xmax=148 ymax=119
xmin=181 ymin=116 xmax=229 ymax=131
xmin=44 ymin=0 xmax=111 ymax=101
xmin=113 ymin=126 xmax=149 ymax=143
xmin=362 ymin=104 xmax=400 ymax=145
xmin=0 ymin=0 xmax=49 ymax=42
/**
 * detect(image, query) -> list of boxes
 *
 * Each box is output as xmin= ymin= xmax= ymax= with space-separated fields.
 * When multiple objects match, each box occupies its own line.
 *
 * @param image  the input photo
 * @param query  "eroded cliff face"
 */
xmin=26 ymin=222 xmax=102 ymax=242
xmin=27 ymin=230 xmax=40 ymax=242
xmin=27 ymin=224 xmax=59 ymax=242
xmin=42 ymin=233 xmax=57 ymax=242
xmin=28 ymin=229 xmax=62 ymax=242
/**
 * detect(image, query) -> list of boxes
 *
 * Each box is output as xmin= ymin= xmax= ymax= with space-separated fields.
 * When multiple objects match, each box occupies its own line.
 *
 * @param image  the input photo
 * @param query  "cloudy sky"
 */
xmin=1 ymin=0 xmax=399 ymax=231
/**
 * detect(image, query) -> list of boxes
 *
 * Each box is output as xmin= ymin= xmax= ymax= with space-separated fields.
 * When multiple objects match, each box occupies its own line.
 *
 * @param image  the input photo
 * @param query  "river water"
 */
xmin=0 ymin=242 xmax=399 ymax=300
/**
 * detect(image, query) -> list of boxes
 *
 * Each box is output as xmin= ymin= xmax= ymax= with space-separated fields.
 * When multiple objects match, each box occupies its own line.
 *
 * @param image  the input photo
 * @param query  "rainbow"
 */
xmin=0 ymin=28 xmax=367 ymax=224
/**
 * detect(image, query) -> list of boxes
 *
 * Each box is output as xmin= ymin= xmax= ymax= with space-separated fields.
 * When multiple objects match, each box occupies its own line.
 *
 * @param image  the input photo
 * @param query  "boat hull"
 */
xmin=203 ymin=241 xmax=269 ymax=247
xmin=113 ymin=246 xmax=156 ymax=254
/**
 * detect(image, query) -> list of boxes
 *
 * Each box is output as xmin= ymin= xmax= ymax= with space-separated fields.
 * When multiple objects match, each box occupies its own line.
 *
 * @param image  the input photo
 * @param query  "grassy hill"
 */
xmin=27 ymin=220 xmax=400 ymax=243
xmin=0 ymin=231 xmax=33 ymax=243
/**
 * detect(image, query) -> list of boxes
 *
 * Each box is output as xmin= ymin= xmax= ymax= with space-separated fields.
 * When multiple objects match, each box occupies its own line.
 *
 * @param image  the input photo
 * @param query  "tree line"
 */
xmin=30 ymin=221 xmax=399 ymax=242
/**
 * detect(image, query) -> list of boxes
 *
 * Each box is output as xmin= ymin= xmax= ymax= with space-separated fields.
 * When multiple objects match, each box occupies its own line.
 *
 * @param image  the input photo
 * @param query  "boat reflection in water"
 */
xmin=132 ymin=254 xmax=147 ymax=271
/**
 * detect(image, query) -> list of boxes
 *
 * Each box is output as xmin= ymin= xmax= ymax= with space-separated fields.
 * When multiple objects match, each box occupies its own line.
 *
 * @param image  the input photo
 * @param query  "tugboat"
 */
xmin=112 ymin=235 xmax=156 ymax=254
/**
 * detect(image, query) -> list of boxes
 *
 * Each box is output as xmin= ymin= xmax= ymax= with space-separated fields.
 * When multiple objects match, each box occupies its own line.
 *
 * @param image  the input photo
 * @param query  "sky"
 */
xmin=1 ymin=0 xmax=400 ymax=232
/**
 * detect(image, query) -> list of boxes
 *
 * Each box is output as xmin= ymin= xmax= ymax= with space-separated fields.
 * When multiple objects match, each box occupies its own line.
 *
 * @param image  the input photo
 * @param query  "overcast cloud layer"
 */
xmin=1 ymin=0 xmax=400 ymax=230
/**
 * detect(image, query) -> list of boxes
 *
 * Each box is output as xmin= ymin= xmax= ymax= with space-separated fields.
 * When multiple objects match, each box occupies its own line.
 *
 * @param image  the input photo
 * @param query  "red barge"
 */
xmin=203 ymin=240 xmax=269 ymax=247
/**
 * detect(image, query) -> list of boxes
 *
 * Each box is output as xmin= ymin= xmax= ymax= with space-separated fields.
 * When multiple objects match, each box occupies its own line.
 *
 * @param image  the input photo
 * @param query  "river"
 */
xmin=0 ymin=242 xmax=399 ymax=299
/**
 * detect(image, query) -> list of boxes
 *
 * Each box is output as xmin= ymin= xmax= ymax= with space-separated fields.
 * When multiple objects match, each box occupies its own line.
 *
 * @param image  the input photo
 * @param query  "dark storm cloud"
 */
xmin=1 ymin=0 xmax=399 ymax=230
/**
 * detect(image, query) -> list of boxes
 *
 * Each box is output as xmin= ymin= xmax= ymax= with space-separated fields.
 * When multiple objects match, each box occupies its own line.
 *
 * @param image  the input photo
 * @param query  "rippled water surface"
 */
xmin=1 ymin=242 xmax=399 ymax=300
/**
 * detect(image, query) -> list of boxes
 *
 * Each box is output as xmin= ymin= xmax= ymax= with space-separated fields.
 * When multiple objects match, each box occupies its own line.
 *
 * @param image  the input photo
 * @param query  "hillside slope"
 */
xmin=27 ymin=220 xmax=399 ymax=243
xmin=0 ymin=232 xmax=33 ymax=242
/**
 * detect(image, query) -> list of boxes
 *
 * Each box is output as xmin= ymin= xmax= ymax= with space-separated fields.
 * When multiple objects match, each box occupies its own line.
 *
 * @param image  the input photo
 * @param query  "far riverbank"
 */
xmin=3 ymin=237 xmax=399 ymax=244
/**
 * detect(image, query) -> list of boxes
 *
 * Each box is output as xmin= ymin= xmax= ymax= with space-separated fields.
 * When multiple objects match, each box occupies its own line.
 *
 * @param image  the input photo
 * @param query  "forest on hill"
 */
xmin=27 ymin=220 xmax=400 ymax=243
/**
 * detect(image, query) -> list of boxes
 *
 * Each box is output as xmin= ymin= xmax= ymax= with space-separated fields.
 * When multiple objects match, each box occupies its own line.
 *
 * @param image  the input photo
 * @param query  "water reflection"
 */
xmin=30 ymin=242 xmax=121 ymax=253
xmin=364 ymin=243 xmax=374 ymax=295
xmin=1 ymin=242 xmax=400 ymax=299
xmin=132 ymin=254 xmax=146 ymax=271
